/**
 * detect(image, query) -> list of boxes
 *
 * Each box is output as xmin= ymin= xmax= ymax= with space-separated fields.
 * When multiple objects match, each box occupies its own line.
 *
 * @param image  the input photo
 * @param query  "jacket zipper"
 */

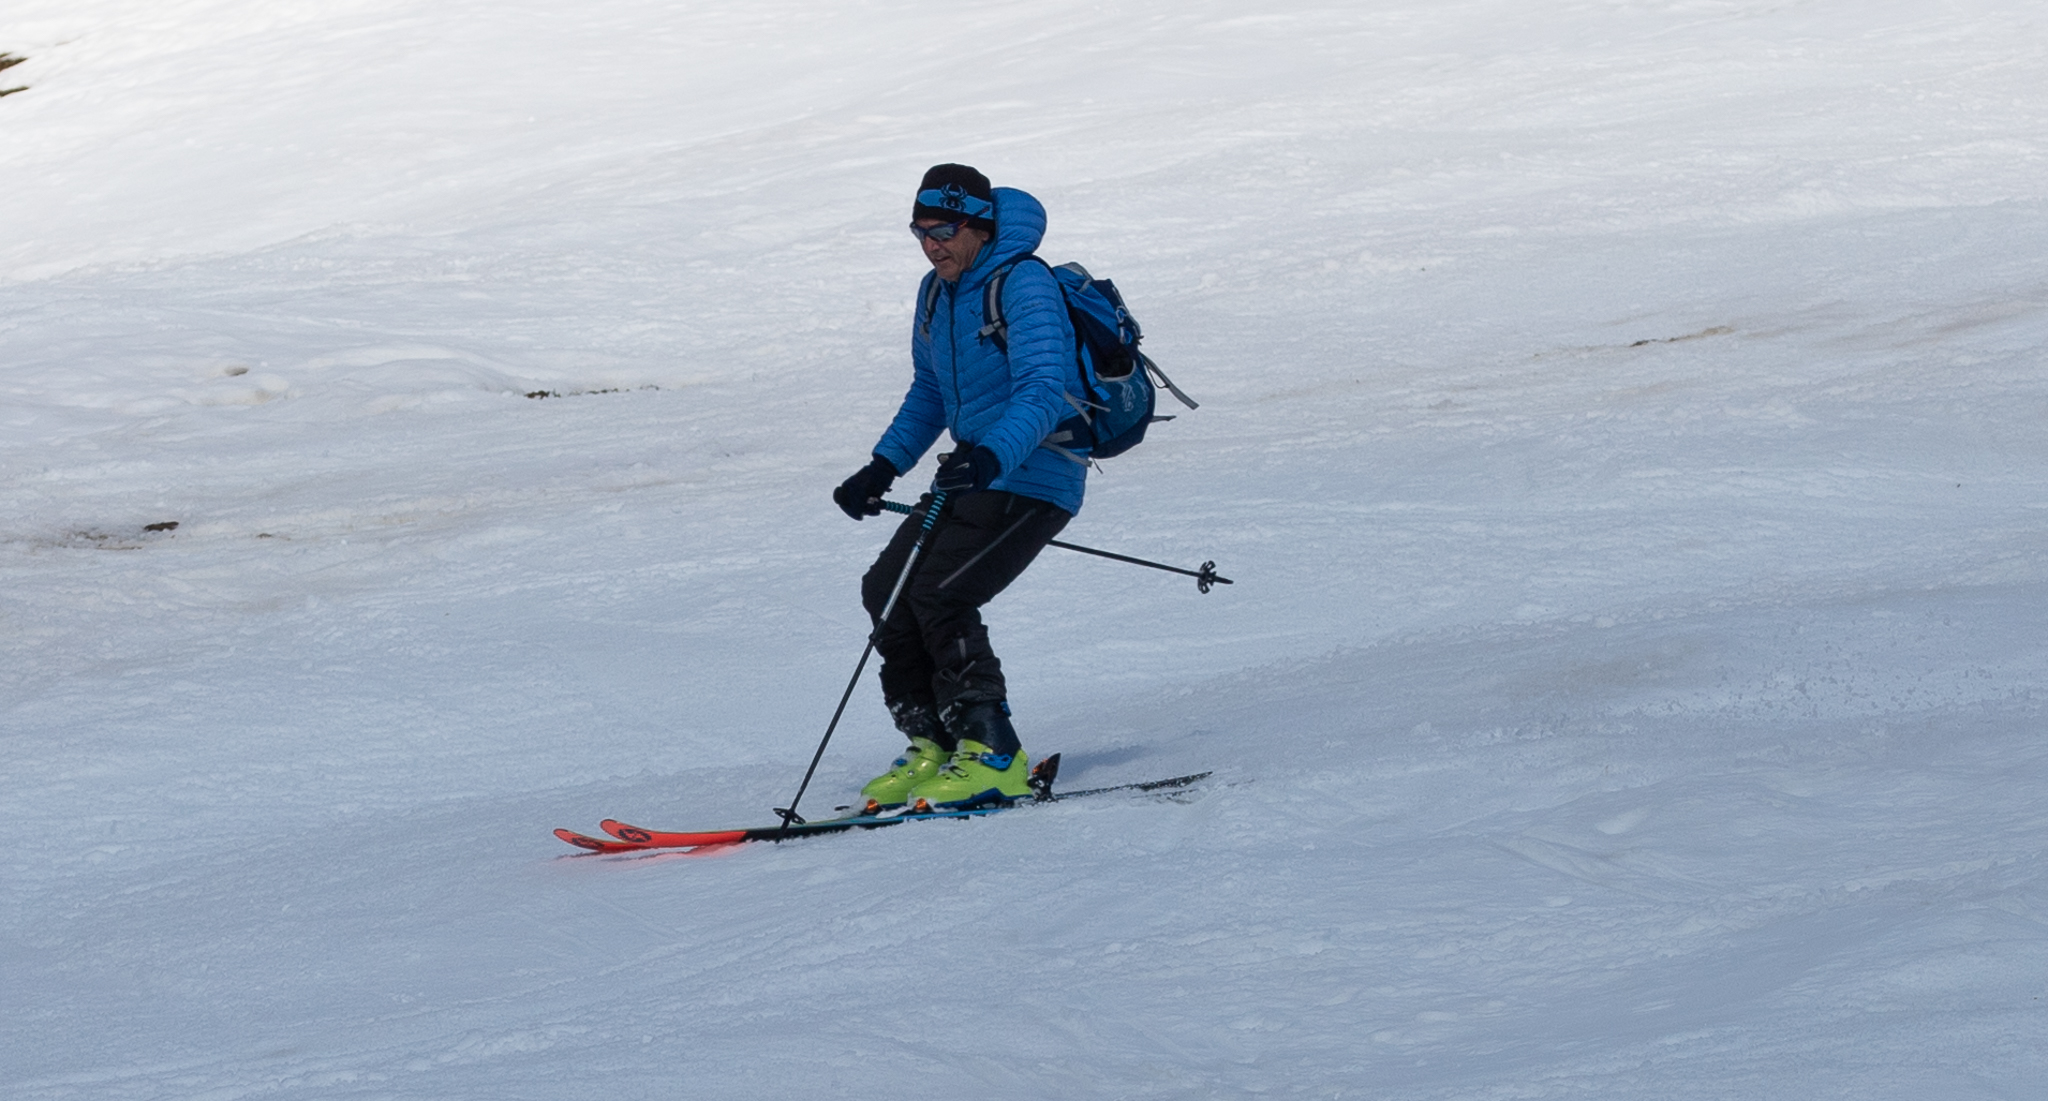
xmin=947 ymin=281 xmax=965 ymax=431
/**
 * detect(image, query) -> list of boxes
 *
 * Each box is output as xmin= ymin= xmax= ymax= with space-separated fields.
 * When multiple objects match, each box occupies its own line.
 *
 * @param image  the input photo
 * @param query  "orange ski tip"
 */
xmin=600 ymin=819 xmax=654 ymax=843
xmin=554 ymin=828 xmax=612 ymax=852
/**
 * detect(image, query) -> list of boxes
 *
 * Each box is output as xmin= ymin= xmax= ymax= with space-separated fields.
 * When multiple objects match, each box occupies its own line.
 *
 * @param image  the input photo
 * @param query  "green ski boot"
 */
xmin=905 ymin=740 xmax=1032 ymax=810
xmin=858 ymin=735 xmax=951 ymax=814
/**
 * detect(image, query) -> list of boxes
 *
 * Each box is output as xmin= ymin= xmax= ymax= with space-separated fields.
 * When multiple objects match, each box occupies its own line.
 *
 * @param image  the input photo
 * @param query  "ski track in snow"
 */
xmin=3 ymin=1 xmax=2047 ymax=1097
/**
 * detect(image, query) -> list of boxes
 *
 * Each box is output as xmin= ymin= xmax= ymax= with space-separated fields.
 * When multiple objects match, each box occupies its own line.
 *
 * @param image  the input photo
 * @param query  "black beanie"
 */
xmin=913 ymin=163 xmax=996 ymax=234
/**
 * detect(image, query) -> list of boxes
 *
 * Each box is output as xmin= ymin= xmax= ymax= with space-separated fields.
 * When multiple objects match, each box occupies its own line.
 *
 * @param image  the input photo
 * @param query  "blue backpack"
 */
xmin=924 ymin=255 xmax=1197 ymax=463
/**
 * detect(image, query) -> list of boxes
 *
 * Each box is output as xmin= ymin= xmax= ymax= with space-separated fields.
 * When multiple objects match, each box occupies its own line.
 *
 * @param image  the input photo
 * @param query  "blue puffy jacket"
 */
xmin=874 ymin=187 xmax=1085 ymax=516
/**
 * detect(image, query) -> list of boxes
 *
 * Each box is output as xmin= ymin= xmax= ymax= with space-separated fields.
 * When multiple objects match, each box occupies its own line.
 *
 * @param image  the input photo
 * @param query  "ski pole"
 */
xmin=878 ymin=498 xmax=1233 ymax=594
xmin=774 ymin=485 xmax=950 ymax=832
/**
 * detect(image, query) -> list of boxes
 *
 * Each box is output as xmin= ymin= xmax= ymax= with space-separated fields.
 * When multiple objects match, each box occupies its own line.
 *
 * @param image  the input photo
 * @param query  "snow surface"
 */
xmin=4 ymin=0 xmax=2047 ymax=1097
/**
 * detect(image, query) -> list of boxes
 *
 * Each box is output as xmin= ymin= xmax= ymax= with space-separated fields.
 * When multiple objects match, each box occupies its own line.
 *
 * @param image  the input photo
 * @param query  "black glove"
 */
xmin=833 ymin=455 xmax=898 ymax=520
xmin=934 ymin=445 xmax=1001 ymax=495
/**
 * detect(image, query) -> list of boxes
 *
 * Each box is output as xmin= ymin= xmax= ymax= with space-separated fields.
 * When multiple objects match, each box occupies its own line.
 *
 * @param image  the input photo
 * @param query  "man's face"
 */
xmin=916 ymin=219 xmax=990 ymax=283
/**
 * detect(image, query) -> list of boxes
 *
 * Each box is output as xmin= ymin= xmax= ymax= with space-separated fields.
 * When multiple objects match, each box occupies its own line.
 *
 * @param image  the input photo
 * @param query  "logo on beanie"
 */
xmin=916 ymin=185 xmax=995 ymax=221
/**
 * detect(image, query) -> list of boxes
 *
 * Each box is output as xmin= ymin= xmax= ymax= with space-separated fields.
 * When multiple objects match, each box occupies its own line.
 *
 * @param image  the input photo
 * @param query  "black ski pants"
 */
xmin=861 ymin=489 xmax=1071 ymax=719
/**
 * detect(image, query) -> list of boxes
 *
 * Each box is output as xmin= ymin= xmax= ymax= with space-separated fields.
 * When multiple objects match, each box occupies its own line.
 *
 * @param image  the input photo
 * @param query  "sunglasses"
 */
xmin=909 ymin=220 xmax=967 ymax=242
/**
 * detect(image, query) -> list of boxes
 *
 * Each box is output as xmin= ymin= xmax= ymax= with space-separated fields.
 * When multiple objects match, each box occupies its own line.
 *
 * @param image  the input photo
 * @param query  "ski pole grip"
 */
xmin=876 ymin=493 xmax=945 ymax=530
xmin=878 ymin=496 xmax=946 ymax=529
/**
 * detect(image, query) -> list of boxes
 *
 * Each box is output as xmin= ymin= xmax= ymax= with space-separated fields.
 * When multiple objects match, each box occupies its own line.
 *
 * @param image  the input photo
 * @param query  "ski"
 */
xmin=553 ymin=753 xmax=1210 ymax=854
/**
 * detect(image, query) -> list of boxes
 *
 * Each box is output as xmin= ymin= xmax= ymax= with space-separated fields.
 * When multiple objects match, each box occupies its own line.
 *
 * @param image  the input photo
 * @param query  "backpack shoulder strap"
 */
xmin=916 ymin=271 xmax=942 ymax=338
xmin=978 ymin=253 xmax=1052 ymax=350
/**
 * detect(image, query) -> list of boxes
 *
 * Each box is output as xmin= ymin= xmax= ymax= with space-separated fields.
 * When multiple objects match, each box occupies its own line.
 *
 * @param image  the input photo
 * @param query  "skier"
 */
xmin=832 ymin=163 xmax=1082 ymax=811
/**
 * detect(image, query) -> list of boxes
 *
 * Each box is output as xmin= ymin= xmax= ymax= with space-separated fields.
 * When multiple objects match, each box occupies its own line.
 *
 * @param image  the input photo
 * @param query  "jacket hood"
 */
xmin=962 ymin=187 xmax=1046 ymax=287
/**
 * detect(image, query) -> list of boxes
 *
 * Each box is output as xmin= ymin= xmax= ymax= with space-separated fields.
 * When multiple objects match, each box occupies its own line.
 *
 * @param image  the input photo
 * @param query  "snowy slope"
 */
xmin=4 ymin=1 xmax=2047 ymax=1097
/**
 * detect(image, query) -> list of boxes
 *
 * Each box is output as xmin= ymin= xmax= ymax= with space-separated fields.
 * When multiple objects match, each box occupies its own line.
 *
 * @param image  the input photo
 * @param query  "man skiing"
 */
xmin=832 ymin=163 xmax=1082 ymax=812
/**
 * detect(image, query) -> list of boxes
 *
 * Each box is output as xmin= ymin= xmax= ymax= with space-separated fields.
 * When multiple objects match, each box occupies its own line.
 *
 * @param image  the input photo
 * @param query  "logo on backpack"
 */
xmin=926 ymin=255 xmax=1198 ymax=464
